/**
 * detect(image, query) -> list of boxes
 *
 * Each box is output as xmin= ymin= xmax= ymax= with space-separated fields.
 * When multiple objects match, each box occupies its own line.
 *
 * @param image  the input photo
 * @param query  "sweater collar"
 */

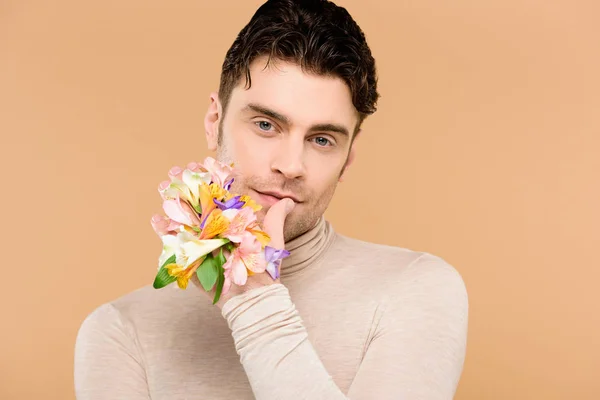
xmin=280 ymin=216 xmax=336 ymax=278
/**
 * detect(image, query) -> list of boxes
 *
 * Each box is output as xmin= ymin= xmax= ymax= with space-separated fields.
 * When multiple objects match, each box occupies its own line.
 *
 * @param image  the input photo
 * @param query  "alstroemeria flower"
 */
xmin=165 ymin=257 xmax=203 ymax=290
xmin=203 ymin=156 xmax=234 ymax=187
xmin=264 ymin=246 xmax=291 ymax=280
xmin=186 ymin=161 xmax=208 ymax=173
xmin=181 ymin=169 xmax=211 ymax=210
xmin=163 ymin=194 xmax=201 ymax=227
xmin=150 ymin=214 xmax=182 ymax=236
xmin=221 ymin=207 xmax=256 ymax=243
xmin=222 ymin=232 xmax=266 ymax=285
xmin=239 ymin=194 xmax=261 ymax=212
xmin=214 ymin=195 xmax=245 ymax=211
xmin=198 ymin=209 xmax=229 ymax=240
xmin=168 ymin=166 xmax=184 ymax=181
xmin=159 ymin=229 xmax=229 ymax=289
xmin=199 ymin=182 xmax=227 ymax=227
xmin=246 ymin=220 xmax=270 ymax=246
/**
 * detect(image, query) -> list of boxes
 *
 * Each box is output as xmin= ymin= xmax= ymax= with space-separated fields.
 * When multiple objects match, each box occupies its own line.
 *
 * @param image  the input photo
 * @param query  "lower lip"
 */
xmin=254 ymin=191 xmax=293 ymax=207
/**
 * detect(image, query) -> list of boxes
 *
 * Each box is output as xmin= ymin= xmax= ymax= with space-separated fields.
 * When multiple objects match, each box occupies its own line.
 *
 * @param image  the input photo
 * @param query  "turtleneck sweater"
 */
xmin=74 ymin=217 xmax=468 ymax=399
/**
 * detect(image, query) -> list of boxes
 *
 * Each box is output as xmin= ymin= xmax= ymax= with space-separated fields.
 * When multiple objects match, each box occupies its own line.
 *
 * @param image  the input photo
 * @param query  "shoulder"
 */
xmin=75 ymin=285 xmax=157 ymax=344
xmin=76 ymin=283 xmax=201 ymax=341
xmin=331 ymin=233 xmax=468 ymax=306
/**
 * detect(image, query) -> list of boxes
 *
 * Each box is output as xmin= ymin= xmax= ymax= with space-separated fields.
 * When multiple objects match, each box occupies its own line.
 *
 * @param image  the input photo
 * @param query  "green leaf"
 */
xmin=197 ymin=254 xmax=219 ymax=292
xmin=212 ymin=249 xmax=227 ymax=305
xmin=215 ymin=247 xmax=226 ymax=266
xmin=153 ymin=254 xmax=177 ymax=289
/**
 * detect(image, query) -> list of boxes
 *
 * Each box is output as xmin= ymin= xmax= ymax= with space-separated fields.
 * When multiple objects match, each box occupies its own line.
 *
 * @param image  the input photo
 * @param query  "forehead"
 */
xmin=228 ymin=56 xmax=358 ymax=130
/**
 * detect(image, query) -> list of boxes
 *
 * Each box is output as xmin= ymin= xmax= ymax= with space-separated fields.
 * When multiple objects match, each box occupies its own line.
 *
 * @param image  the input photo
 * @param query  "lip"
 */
xmin=254 ymin=190 xmax=301 ymax=205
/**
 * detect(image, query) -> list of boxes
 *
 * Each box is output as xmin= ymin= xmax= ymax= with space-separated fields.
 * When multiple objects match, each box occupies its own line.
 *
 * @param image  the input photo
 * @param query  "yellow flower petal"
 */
xmin=199 ymin=209 xmax=230 ymax=239
xmin=239 ymin=195 xmax=262 ymax=212
xmin=168 ymin=257 xmax=204 ymax=290
xmin=249 ymin=228 xmax=270 ymax=246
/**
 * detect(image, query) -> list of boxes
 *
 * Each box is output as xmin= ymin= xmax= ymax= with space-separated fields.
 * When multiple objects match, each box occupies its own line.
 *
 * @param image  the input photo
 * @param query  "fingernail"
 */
xmin=285 ymin=199 xmax=295 ymax=213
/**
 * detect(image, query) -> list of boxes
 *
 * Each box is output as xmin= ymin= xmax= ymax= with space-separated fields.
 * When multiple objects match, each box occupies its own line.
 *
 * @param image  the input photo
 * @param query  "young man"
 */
xmin=75 ymin=1 xmax=468 ymax=399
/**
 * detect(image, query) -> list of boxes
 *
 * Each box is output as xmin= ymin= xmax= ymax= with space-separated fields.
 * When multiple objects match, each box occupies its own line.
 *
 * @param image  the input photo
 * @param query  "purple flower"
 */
xmin=264 ymin=246 xmax=291 ymax=280
xmin=224 ymin=178 xmax=234 ymax=191
xmin=213 ymin=195 xmax=245 ymax=211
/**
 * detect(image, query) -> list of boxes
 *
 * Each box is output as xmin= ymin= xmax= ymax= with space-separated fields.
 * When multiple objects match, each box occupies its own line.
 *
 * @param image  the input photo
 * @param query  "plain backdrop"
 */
xmin=1 ymin=0 xmax=599 ymax=399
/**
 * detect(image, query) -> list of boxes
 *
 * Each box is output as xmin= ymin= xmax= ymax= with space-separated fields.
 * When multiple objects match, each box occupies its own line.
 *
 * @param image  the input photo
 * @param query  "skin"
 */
xmin=199 ymin=56 xmax=362 ymax=307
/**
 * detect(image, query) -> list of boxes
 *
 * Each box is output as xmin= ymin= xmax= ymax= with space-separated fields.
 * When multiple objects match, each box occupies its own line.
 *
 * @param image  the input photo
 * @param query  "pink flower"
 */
xmin=222 ymin=232 xmax=266 ymax=286
xmin=150 ymin=214 xmax=182 ymax=236
xmin=168 ymin=166 xmax=184 ymax=181
xmin=203 ymin=156 xmax=234 ymax=187
xmin=158 ymin=180 xmax=171 ymax=200
xmin=186 ymin=161 xmax=206 ymax=173
xmin=221 ymin=207 xmax=256 ymax=243
xmin=162 ymin=194 xmax=201 ymax=227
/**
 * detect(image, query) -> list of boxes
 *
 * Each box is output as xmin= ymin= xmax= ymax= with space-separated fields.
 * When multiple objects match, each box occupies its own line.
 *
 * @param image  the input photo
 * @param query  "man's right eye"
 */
xmin=256 ymin=121 xmax=273 ymax=131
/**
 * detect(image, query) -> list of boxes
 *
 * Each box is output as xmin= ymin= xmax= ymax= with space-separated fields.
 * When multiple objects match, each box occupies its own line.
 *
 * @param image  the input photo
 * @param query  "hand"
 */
xmin=192 ymin=197 xmax=296 ymax=309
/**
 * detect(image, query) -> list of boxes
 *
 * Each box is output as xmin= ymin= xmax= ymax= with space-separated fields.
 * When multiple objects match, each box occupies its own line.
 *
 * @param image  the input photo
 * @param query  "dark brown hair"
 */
xmin=218 ymin=0 xmax=379 ymax=133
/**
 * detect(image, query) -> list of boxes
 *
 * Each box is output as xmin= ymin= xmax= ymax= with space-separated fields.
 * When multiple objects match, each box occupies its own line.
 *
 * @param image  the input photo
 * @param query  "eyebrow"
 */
xmin=242 ymin=102 xmax=350 ymax=137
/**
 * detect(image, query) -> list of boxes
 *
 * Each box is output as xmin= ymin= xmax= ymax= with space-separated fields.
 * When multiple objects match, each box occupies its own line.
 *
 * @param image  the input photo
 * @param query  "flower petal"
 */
xmin=266 ymin=261 xmax=279 ymax=280
xmin=163 ymin=195 xmax=201 ymax=226
xmin=180 ymin=237 xmax=228 ymax=268
xmin=199 ymin=209 xmax=229 ymax=239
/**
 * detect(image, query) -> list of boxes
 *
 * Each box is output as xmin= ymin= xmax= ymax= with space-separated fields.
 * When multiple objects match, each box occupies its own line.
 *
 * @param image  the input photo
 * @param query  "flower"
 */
xmin=186 ymin=161 xmax=207 ymax=173
xmin=181 ymin=169 xmax=211 ymax=209
xmin=165 ymin=258 xmax=203 ymax=289
xmin=203 ymin=156 xmax=234 ymax=187
xmin=159 ymin=230 xmax=229 ymax=289
xmin=152 ymin=157 xmax=275 ymax=298
xmin=222 ymin=232 xmax=266 ymax=286
xmin=264 ymin=246 xmax=291 ymax=280
xmin=199 ymin=182 xmax=227 ymax=227
xmin=246 ymin=221 xmax=270 ymax=246
xmin=150 ymin=214 xmax=182 ymax=236
xmin=198 ymin=209 xmax=229 ymax=240
xmin=239 ymin=194 xmax=261 ymax=212
xmin=163 ymin=194 xmax=201 ymax=227
xmin=221 ymin=207 xmax=256 ymax=243
xmin=168 ymin=166 xmax=184 ymax=181
xmin=214 ymin=195 xmax=245 ymax=211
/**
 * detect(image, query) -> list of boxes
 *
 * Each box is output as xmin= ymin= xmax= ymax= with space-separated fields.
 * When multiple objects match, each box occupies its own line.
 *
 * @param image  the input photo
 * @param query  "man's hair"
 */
xmin=218 ymin=0 xmax=379 ymax=133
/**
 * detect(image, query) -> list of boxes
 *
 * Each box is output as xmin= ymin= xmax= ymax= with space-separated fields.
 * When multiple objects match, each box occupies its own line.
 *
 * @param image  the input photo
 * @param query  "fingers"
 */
xmin=262 ymin=198 xmax=295 ymax=249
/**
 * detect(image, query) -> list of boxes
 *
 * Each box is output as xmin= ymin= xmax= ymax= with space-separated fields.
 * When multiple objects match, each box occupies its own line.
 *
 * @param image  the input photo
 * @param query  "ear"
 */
xmin=204 ymin=92 xmax=221 ymax=152
xmin=339 ymin=129 xmax=361 ymax=182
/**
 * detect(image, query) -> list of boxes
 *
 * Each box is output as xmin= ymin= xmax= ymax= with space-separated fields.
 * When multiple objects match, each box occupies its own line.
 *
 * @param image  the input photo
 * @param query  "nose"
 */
xmin=270 ymin=135 xmax=306 ymax=180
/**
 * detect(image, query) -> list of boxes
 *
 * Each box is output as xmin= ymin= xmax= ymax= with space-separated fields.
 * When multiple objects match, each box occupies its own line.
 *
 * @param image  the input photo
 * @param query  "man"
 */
xmin=74 ymin=0 xmax=468 ymax=399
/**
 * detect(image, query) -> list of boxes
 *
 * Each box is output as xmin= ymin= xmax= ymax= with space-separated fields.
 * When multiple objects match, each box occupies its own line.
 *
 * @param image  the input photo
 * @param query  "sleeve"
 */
xmin=74 ymin=303 xmax=150 ymax=400
xmin=221 ymin=254 xmax=468 ymax=400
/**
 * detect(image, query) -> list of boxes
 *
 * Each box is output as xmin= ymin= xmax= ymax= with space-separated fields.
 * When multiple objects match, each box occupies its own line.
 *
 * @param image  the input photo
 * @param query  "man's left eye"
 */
xmin=312 ymin=137 xmax=332 ymax=147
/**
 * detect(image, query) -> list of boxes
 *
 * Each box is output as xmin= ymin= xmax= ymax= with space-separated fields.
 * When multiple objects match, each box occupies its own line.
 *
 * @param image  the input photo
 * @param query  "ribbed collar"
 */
xmin=280 ymin=216 xmax=336 ymax=278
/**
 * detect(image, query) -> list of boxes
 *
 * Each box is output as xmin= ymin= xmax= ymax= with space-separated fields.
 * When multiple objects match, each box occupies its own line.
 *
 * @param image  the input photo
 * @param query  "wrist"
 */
xmin=215 ymin=278 xmax=280 ymax=310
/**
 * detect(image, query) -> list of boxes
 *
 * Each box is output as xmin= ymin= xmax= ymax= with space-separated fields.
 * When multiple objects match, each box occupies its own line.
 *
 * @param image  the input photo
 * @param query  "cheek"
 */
xmin=307 ymin=151 xmax=345 ymax=182
xmin=225 ymin=125 xmax=274 ymax=177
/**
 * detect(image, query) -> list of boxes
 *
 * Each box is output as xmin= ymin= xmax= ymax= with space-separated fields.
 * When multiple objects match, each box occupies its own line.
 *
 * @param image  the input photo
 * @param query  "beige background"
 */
xmin=1 ymin=0 xmax=599 ymax=399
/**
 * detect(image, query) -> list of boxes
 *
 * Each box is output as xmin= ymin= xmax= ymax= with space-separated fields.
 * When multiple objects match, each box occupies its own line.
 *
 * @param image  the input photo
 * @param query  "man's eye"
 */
xmin=312 ymin=137 xmax=332 ymax=147
xmin=256 ymin=121 xmax=273 ymax=131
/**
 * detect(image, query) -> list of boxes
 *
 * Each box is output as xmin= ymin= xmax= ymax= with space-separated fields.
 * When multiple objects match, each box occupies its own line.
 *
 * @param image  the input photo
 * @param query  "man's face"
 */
xmin=205 ymin=56 xmax=359 ymax=242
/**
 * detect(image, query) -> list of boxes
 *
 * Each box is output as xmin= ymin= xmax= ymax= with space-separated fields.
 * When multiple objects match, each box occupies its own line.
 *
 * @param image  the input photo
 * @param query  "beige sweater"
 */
xmin=74 ymin=217 xmax=468 ymax=399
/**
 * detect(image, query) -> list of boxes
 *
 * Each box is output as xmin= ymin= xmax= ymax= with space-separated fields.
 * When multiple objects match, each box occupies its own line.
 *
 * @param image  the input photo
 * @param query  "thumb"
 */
xmin=262 ymin=198 xmax=295 ymax=249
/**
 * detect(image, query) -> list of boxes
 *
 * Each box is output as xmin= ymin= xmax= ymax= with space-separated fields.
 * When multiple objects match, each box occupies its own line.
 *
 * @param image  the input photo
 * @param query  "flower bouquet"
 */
xmin=150 ymin=157 xmax=289 ymax=304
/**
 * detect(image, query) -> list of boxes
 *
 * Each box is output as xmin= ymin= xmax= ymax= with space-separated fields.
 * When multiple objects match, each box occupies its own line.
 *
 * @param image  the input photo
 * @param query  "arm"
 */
xmin=74 ymin=304 xmax=150 ymax=400
xmin=222 ymin=254 xmax=468 ymax=400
